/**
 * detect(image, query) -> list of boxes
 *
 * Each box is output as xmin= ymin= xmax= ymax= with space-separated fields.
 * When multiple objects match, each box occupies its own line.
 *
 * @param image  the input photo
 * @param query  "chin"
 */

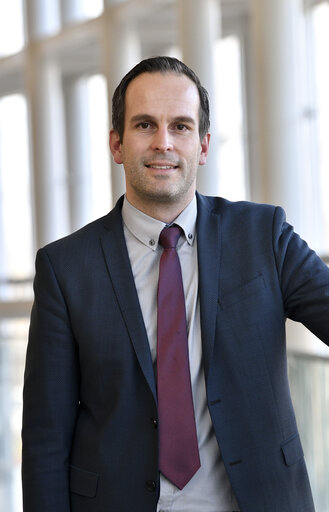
xmin=149 ymin=188 xmax=189 ymax=203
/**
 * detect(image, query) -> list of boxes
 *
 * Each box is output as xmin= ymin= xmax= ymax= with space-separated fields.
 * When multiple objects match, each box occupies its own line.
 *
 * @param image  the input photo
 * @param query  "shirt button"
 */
xmin=149 ymin=239 xmax=155 ymax=246
xmin=150 ymin=418 xmax=158 ymax=428
xmin=145 ymin=480 xmax=156 ymax=492
xmin=188 ymin=233 xmax=193 ymax=239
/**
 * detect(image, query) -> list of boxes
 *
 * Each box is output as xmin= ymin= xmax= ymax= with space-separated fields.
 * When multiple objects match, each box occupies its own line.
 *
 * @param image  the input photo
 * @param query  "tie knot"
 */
xmin=159 ymin=226 xmax=181 ymax=249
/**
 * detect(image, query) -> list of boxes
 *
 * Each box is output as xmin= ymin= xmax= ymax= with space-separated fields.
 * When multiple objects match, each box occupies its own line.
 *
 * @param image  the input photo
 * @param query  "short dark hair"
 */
xmin=112 ymin=56 xmax=210 ymax=141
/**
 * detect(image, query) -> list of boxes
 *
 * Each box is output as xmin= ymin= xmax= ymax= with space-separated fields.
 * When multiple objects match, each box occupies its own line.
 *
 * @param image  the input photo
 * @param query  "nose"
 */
xmin=151 ymin=127 xmax=173 ymax=152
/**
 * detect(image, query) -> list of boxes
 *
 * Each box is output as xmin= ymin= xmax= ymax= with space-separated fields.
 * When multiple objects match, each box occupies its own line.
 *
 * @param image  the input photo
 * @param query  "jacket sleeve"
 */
xmin=22 ymin=247 xmax=80 ymax=512
xmin=273 ymin=206 xmax=329 ymax=345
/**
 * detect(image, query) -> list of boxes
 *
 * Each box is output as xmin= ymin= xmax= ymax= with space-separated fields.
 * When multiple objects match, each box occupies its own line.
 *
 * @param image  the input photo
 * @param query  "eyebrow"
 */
xmin=129 ymin=114 xmax=197 ymax=126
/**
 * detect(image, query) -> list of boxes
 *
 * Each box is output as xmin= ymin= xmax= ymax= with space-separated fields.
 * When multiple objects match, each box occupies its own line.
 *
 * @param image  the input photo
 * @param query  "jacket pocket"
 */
xmin=70 ymin=464 xmax=99 ymax=498
xmin=281 ymin=433 xmax=304 ymax=466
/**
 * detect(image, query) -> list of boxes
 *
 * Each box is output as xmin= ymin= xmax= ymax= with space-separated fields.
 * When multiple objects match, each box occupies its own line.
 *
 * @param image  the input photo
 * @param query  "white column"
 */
xmin=250 ymin=0 xmax=304 ymax=233
xmin=24 ymin=0 xmax=69 ymax=248
xmin=27 ymin=57 xmax=70 ymax=247
xmin=23 ymin=0 xmax=61 ymax=39
xmin=102 ymin=8 xmax=141 ymax=204
xmin=178 ymin=0 xmax=221 ymax=196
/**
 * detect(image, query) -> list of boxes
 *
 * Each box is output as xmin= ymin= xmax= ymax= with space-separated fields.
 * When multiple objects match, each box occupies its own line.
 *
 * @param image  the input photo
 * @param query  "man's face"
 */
xmin=110 ymin=72 xmax=210 ymax=213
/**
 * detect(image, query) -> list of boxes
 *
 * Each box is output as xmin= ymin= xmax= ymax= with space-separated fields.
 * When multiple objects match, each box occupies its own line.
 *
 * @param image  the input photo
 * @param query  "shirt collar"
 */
xmin=121 ymin=195 xmax=197 ymax=251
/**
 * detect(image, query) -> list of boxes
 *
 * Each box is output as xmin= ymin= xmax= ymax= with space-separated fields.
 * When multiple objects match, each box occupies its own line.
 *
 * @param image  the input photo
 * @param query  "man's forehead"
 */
xmin=124 ymin=71 xmax=200 ymax=111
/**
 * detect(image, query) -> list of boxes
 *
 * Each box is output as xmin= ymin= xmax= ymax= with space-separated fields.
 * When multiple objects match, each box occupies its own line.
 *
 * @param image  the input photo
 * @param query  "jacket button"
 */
xmin=151 ymin=418 xmax=158 ymax=428
xmin=145 ymin=480 xmax=156 ymax=492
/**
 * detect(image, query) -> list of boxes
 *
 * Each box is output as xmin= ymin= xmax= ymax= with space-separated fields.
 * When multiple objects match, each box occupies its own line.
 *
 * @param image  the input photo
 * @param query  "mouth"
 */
xmin=145 ymin=163 xmax=179 ymax=170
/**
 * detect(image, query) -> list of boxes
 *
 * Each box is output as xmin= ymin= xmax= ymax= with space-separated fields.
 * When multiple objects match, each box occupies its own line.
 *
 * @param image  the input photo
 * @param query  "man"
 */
xmin=22 ymin=56 xmax=329 ymax=512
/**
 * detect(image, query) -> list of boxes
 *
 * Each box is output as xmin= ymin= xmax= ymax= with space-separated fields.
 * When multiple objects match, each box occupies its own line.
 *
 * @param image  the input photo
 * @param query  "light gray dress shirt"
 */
xmin=122 ymin=196 xmax=239 ymax=512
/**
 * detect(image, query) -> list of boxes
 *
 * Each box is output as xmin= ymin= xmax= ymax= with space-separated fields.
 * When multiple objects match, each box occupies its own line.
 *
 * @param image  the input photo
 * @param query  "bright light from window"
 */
xmin=0 ymin=0 xmax=24 ymax=56
xmin=84 ymin=0 xmax=103 ymax=19
xmin=214 ymin=36 xmax=247 ymax=201
xmin=312 ymin=3 xmax=329 ymax=252
xmin=87 ymin=75 xmax=111 ymax=217
xmin=0 ymin=95 xmax=33 ymax=279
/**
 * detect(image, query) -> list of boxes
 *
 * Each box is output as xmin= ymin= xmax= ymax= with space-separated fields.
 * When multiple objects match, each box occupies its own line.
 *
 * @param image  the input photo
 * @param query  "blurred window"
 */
xmin=0 ymin=318 xmax=28 ymax=512
xmin=310 ymin=2 xmax=329 ymax=253
xmin=288 ymin=352 xmax=329 ymax=511
xmin=0 ymin=1 xmax=24 ymax=56
xmin=82 ymin=0 xmax=103 ymax=19
xmin=64 ymin=74 xmax=111 ymax=231
xmin=215 ymin=35 xmax=248 ymax=201
xmin=0 ymin=95 xmax=33 ymax=281
xmin=61 ymin=0 xmax=104 ymax=25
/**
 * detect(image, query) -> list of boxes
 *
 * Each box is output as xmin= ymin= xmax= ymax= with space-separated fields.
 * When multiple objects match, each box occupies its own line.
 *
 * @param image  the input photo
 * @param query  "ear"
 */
xmin=199 ymin=133 xmax=211 ymax=166
xmin=109 ymin=130 xmax=123 ymax=164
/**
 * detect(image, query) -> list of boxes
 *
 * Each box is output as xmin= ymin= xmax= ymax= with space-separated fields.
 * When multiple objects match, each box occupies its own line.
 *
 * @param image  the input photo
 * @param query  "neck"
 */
xmin=125 ymin=194 xmax=194 ymax=224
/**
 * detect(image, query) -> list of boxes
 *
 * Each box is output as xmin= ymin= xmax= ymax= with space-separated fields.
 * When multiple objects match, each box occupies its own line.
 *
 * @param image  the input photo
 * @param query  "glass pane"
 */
xmin=61 ymin=0 xmax=103 ymax=24
xmin=64 ymin=74 xmax=110 ymax=231
xmin=83 ymin=0 xmax=103 ymax=19
xmin=0 ymin=317 xmax=28 ymax=512
xmin=311 ymin=3 xmax=329 ymax=253
xmin=214 ymin=35 xmax=247 ymax=201
xmin=0 ymin=0 xmax=24 ymax=56
xmin=37 ymin=0 xmax=61 ymax=38
xmin=87 ymin=75 xmax=111 ymax=218
xmin=0 ymin=95 xmax=33 ymax=280
xmin=288 ymin=353 xmax=329 ymax=511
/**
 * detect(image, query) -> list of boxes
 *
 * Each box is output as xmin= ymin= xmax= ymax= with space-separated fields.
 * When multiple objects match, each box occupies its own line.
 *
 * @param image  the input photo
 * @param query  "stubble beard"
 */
xmin=126 ymin=157 xmax=198 ymax=206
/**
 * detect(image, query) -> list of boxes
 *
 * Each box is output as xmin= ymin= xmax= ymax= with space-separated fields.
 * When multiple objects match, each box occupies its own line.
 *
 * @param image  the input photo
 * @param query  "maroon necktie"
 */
xmin=157 ymin=226 xmax=200 ymax=489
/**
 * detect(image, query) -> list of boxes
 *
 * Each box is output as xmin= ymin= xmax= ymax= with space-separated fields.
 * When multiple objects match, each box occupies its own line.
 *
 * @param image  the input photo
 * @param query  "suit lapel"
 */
xmin=196 ymin=193 xmax=221 ymax=382
xmin=100 ymin=198 xmax=157 ymax=402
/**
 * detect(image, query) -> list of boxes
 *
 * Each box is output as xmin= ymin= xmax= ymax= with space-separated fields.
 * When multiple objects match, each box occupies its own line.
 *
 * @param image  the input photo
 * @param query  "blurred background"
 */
xmin=0 ymin=0 xmax=328 ymax=510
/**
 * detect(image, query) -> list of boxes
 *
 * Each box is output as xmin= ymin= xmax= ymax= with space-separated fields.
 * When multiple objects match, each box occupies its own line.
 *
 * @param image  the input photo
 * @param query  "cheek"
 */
xmin=184 ymin=144 xmax=203 ymax=164
xmin=123 ymin=141 xmax=146 ymax=162
xmin=183 ymin=138 xmax=202 ymax=156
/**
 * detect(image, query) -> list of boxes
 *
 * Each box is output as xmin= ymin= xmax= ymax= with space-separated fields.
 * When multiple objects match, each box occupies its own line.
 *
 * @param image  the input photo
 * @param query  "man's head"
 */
xmin=110 ymin=57 xmax=210 ymax=222
xmin=112 ymin=56 xmax=210 ymax=142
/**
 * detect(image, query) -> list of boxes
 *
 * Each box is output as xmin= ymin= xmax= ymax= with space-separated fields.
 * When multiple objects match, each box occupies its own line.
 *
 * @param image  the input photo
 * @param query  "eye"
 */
xmin=137 ymin=122 xmax=152 ymax=130
xmin=176 ymin=124 xmax=188 ymax=131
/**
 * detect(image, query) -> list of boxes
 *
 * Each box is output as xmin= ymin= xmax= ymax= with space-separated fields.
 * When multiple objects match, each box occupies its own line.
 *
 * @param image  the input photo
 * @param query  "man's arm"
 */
xmin=22 ymin=248 xmax=80 ymax=512
xmin=273 ymin=206 xmax=329 ymax=344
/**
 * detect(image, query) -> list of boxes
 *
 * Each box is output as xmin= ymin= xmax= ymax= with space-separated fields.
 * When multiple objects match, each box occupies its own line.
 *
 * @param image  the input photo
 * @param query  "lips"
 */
xmin=145 ymin=162 xmax=179 ymax=169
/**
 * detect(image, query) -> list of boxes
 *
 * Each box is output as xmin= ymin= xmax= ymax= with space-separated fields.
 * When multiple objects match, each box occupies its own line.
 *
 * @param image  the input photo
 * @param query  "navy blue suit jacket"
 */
xmin=22 ymin=193 xmax=329 ymax=511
